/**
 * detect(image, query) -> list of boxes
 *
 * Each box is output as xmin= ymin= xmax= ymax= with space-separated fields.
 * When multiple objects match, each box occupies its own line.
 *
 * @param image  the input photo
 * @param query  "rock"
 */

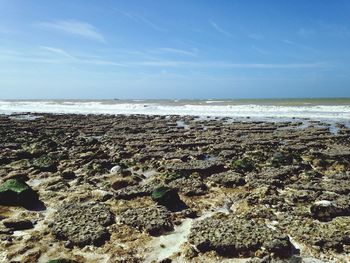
xmin=246 ymin=166 xmax=300 ymax=188
xmin=269 ymin=152 xmax=293 ymax=167
xmin=91 ymin=189 xmax=113 ymax=202
xmin=0 ymin=179 xmax=39 ymax=206
xmin=183 ymin=244 xmax=199 ymax=259
xmin=189 ymin=214 xmax=293 ymax=258
xmin=231 ymin=158 xmax=255 ymax=173
xmin=32 ymin=155 xmax=57 ymax=172
xmin=61 ymin=170 xmax=76 ymax=180
xmin=51 ymin=202 xmax=114 ymax=247
xmin=310 ymin=200 xmax=343 ymax=222
xmin=22 ymin=250 xmax=41 ymax=263
xmin=319 ymin=145 xmax=350 ymax=159
xmin=110 ymin=165 xmax=121 ymax=173
xmin=47 ymin=259 xmax=78 ymax=263
xmin=2 ymin=218 xmax=34 ymax=230
xmin=168 ymin=175 xmax=207 ymax=196
xmin=151 ymin=186 xmax=182 ymax=209
xmin=2 ymin=171 xmax=29 ymax=182
xmin=7 ymin=159 xmax=31 ymax=170
xmin=207 ymin=171 xmax=246 ymax=187
xmin=163 ymin=172 xmax=183 ymax=183
xmin=283 ymin=216 xmax=350 ymax=252
xmin=111 ymin=177 xmax=137 ymax=190
xmin=166 ymin=160 xmax=226 ymax=176
xmin=119 ymin=206 xmax=173 ymax=236
xmin=115 ymin=184 xmax=154 ymax=200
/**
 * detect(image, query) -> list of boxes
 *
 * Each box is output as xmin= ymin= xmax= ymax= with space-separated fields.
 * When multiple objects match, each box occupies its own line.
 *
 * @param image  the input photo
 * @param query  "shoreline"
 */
xmin=0 ymin=113 xmax=349 ymax=262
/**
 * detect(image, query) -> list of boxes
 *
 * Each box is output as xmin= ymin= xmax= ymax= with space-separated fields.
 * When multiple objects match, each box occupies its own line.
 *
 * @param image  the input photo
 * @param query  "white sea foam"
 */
xmin=0 ymin=100 xmax=349 ymax=121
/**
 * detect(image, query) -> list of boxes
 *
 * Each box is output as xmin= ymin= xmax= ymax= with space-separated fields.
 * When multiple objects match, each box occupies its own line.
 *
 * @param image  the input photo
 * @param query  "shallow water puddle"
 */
xmin=176 ymin=120 xmax=189 ymax=129
xmin=12 ymin=207 xmax=55 ymax=238
xmin=145 ymin=203 xmax=231 ymax=262
xmin=27 ymin=177 xmax=52 ymax=188
xmin=9 ymin=114 xmax=42 ymax=121
xmin=142 ymin=169 xmax=158 ymax=178
xmin=145 ymin=218 xmax=193 ymax=262
xmin=74 ymin=249 xmax=110 ymax=263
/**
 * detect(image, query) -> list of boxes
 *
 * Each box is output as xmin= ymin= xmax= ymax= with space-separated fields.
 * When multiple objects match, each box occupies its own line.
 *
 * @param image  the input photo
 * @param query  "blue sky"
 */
xmin=0 ymin=0 xmax=350 ymax=99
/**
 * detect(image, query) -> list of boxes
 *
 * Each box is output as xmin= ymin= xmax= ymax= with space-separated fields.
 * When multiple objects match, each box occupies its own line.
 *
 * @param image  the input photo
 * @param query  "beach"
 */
xmin=0 ymin=104 xmax=350 ymax=262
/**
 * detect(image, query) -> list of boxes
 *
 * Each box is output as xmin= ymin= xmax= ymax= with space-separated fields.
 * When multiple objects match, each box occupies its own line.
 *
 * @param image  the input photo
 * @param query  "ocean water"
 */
xmin=0 ymin=99 xmax=349 ymax=121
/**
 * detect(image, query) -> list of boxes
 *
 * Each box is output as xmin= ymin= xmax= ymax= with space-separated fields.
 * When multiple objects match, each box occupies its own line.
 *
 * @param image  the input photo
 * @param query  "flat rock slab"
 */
xmin=207 ymin=171 xmax=246 ymax=187
xmin=166 ymin=160 xmax=226 ymax=176
xmin=51 ymin=202 xmax=114 ymax=247
xmin=119 ymin=205 xmax=173 ymax=236
xmin=114 ymin=183 xmax=155 ymax=200
xmin=168 ymin=176 xmax=207 ymax=196
xmin=189 ymin=214 xmax=293 ymax=258
xmin=282 ymin=216 xmax=350 ymax=252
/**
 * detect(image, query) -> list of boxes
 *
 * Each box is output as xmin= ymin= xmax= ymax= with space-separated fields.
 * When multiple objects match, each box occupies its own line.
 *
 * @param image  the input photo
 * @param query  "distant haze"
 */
xmin=1 ymin=0 xmax=350 ymax=99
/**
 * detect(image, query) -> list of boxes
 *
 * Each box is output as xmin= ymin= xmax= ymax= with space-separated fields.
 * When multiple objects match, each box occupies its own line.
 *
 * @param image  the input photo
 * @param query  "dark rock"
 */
xmin=32 ymin=155 xmax=57 ymax=172
xmin=61 ymin=170 xmax=76 ymax=180
xmin=246 ymin=166 xmax=300 ymax=188
xmin=0 ymin=179 xmax=39 ymax=206
xmin=115 ymin=184 xmax=154 ymax=200
xmin=310 ymin=200 xmax=344 ymax=222
xmin=269 ymin=152 xmax=293 ymax=167
xmin=111 ymin=177 xmax=137 ymax=190
xmin=207 ymin=171 xmax=246 ymax=187
xmin=189 ymin=214 xmax=293 ymax=258
xmin=282 ymin=217 xmax=350 ymax=252
xmin=2 ymin=218 xmax=34 ymax=230
xmin=51 ymin=202 xmax=114 ymax=247
xmin=231 ymin=157 xmax=255 ymax=173
xmin=168 ymin=175 xmax=207 ymax=196
xmin=151 ymin=186 xmax=183 ymax=209
xmin=119 ymin=206 xmax=173 ymax=236
xmin=166 ymin=160 xmax=226 ymax=176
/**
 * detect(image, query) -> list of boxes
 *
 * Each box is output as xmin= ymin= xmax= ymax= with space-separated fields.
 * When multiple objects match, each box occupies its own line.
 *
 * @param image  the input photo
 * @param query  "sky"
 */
xmin=0 ymin=0 xmax=350 ymax=99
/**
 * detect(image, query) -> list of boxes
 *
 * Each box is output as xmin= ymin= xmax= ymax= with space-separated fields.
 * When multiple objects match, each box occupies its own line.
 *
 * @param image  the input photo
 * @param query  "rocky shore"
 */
xmin=0 ymin=113 xmax=349 ymax=262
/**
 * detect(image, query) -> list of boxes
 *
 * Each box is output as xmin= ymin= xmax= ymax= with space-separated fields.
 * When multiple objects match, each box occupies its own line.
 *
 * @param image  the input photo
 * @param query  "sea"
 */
xmin=0 ymin=98 xmax=349 ymax=123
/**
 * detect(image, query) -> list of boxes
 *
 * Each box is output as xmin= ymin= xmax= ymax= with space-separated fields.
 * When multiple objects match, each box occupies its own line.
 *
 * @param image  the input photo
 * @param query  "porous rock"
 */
xmin=119 ymin=205 xmax=173 ymax=236
xmin=51 ymin=202 xmax=114 ymax=247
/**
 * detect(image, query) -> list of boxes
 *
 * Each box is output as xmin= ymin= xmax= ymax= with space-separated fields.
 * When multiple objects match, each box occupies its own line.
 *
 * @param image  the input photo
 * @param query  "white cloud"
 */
xmin=37 ymin=20 xmax=105 ymax=42
xmin=209 ymin=20 xmax=232 ymax=37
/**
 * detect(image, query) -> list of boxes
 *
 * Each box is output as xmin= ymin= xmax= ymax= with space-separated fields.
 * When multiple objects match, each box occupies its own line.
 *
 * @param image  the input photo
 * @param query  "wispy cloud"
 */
xmin=37 ymin=20 xmax=105 ymax=42
xmin=282 ymin=39 xmax=318 ymax=53
xmin=1 ymin=47 xmax=328 ymax=70
xmin=251 ymin=45 xmax=270 ymax=55
xmin=131 ymin=60 xmax=328 ymax=69
xmin=0 ymin=47 xmax=128 ymax=67
xmin=40 ymin=46 xmax=76 ymax=59
xmin=152 ymin=48 xmax=197 ymax=57
xmin=114 ymin=8 xmax=166 ymax=32
xmin=209 ymin=20 xmax=232 ymax=37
